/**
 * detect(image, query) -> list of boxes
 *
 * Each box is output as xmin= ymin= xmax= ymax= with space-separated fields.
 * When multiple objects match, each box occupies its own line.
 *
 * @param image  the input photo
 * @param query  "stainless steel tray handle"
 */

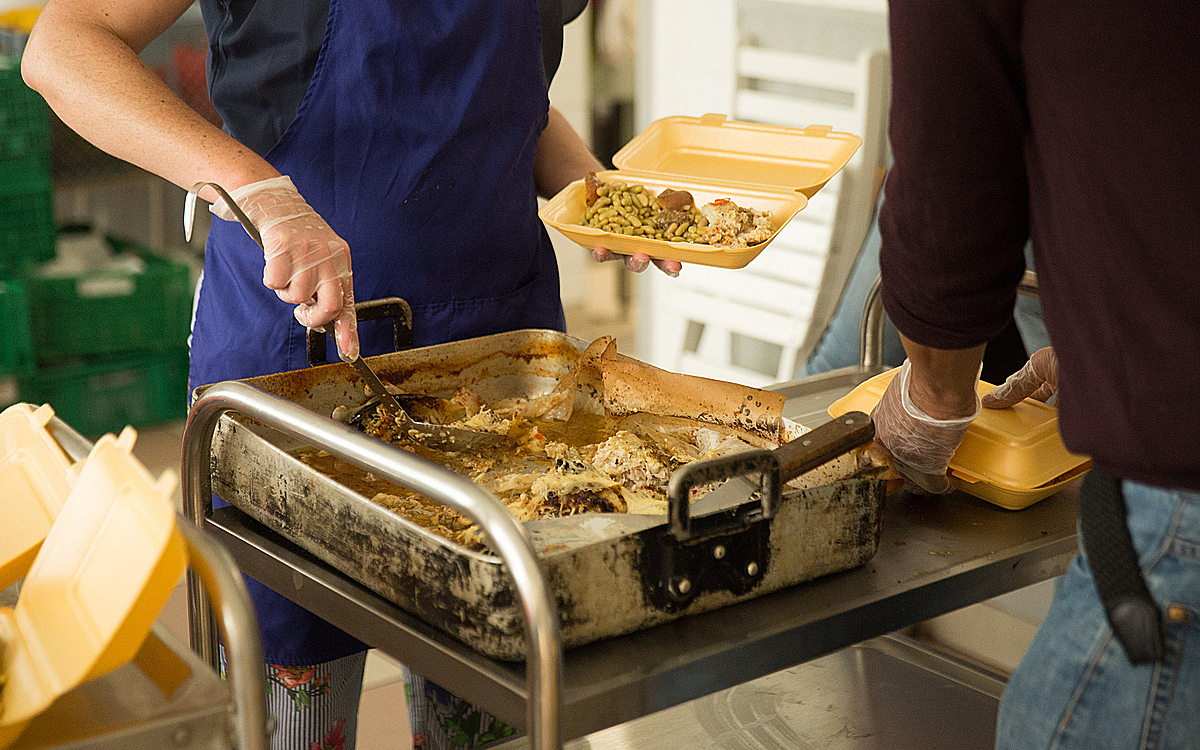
xmin=182 ymin=382 xmax=564 ymax=750
xmin=46 ymin=416 xmax=272 ymax=750
xmin=666 ymin=449 xmax=781 ymax=541
xmin=858 ymin=270 xmax=1039 ymax=369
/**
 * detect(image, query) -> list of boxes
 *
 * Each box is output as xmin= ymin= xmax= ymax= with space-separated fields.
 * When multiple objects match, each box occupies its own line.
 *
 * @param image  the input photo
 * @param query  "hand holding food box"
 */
xmin=540 ymin=113 xmax=861 ymax=269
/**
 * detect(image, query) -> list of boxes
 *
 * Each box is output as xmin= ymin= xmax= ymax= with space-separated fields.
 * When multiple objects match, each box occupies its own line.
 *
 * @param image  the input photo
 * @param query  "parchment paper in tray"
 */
xmin=582 ymin=338 xmax=873 ymax=495
xmin=521 ymin=335 xmax=785 ymax=444
xmin=598 ymin=345 xmax=784 ymax=444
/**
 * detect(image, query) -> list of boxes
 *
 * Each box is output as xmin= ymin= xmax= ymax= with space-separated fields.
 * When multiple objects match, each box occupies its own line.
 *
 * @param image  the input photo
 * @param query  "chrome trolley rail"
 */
xmin=183 ymin=383 xmax=565 ymax=750
xmin=183 ymin=270 xmax=1078 ymax=746
xmin=24 ymin=417 xmax=273 ymax=750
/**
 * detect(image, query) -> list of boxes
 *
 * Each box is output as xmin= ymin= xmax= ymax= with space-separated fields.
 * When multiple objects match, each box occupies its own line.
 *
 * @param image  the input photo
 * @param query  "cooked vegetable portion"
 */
xmin=580 ymin=172 xmax=772 ymax=248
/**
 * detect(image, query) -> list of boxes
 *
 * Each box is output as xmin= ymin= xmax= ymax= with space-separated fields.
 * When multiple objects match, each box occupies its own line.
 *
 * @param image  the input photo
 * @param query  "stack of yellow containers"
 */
xmin=0 ymin=403 xmax=186 ymax=748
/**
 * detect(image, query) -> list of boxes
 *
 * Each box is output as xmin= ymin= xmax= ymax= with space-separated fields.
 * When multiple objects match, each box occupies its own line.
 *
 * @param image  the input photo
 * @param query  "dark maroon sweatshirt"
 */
xmin=880 ymin=0 xmax=1200 ymax=489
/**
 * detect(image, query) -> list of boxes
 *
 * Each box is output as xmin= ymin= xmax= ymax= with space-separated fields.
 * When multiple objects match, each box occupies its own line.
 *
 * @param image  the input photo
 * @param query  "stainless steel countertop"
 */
xmin=202 ymin=369 xmax=1081 ymax=740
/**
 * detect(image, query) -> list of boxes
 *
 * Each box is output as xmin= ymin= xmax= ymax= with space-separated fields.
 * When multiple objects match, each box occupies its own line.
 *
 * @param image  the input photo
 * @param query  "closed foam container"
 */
xmin=827 ymin=367 xmax=1091 ymax=510
xmin=539 ymin=113 xmax=861 ymax=269
xmin=0 ymin=427 xmax=184 ymax=749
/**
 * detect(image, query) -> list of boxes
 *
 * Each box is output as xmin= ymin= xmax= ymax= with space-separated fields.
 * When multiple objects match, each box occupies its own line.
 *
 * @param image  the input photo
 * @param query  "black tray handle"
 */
xmin=667 ymin=449 xmax=781 ymax=542
xmin=306 ymin=297 xmax=414 ymax=366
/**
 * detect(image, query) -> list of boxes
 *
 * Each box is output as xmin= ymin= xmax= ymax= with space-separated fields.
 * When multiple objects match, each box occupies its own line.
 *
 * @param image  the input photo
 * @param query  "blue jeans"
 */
xmin=800 ymin=184 xmax=1051 ymax=377
xmin=997 ymin=481 xmax=1200 ymax=749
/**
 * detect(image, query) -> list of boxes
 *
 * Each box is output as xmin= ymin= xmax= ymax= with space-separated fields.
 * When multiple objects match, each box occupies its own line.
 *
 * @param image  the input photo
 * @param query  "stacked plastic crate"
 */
xmin=0 ymin=57 xmax=192 ymax=435
xmin=0 ymin=56 xmax=48 ymax=407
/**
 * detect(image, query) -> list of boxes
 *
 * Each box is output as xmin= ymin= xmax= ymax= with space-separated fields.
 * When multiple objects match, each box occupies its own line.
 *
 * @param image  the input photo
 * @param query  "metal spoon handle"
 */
xmin=185 ymin=182 xmax=263 ymax=246
xmin=344 ymin=354 xmax=407 ymax=418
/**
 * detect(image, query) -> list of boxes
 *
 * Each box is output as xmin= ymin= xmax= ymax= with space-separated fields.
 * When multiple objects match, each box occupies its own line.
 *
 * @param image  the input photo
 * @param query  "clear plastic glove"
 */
xmin=211 ymin=175 xmax=359 ymax=360
xmin=983 ymin=346 xmax=1059 ymax=408
xmin=871 ymin=359 xmax=981 ymax=494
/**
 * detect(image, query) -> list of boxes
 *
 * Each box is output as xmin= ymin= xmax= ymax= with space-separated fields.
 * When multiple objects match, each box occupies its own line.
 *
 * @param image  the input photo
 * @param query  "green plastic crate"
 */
xmin=0 ymin=184 xmax=55 ymax=275
xmin=18 ymin=348 xmax=189 ymax=437
xmin=0 ymin=57 xmax=51 ymax=160
xmin=23 ymin=240 xmax=193 ymax=362
xmin=0 ymin=278 xmax=33 ymax=375
xmin=0 ymin=152 xmax=51 ymax=194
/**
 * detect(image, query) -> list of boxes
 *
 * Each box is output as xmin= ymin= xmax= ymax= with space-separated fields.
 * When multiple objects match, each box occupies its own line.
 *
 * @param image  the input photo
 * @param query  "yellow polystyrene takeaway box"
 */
xmin=828 ymin=367 xmax=1091 ymax=510
xmin=0 ymin=404 xmax=74 ymax=589
xmin=539 ymin=113 xmax=861 ymax=269
xmin=0 ymin=427 xmax=185 ymax=749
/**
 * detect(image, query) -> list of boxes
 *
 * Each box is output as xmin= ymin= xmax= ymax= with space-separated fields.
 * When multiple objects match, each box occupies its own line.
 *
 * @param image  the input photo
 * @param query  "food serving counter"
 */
xmin=186 ymin=366 xmax=1079 ymax=742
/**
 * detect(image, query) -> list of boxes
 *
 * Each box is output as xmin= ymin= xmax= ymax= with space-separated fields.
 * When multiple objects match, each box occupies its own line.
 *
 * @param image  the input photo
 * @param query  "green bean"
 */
xmin=580 ymin=179 xmax=768 ymax=248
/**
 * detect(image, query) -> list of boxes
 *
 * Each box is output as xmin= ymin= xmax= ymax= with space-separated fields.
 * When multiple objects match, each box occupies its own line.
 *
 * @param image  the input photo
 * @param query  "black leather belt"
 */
xmin=1079 ymin=468 xmax=1165 ymax=665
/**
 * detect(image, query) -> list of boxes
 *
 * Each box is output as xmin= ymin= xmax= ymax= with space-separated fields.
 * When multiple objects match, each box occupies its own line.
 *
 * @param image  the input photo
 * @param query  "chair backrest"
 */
xmin=640 ymin=31 xmax=890 ymax=385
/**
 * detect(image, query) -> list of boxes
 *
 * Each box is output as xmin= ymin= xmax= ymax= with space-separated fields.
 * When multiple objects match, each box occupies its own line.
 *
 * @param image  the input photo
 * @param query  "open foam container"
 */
xmin=539 ymin=113 xmax=861 ymax=269
xmin=0 ymin=404 xmax=74 ymax=590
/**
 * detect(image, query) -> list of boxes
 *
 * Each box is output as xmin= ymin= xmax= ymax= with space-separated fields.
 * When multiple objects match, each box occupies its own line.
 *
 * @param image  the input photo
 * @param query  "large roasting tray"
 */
xmin=201 ymin=329 xmax=886 ymax=660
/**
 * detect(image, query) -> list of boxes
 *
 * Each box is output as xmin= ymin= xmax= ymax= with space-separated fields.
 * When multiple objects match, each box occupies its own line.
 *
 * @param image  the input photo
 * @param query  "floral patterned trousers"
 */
xmin=262 ymin=652 xmax=368 ymax=750
xmin=240 ymin=651 xmax=518 ymax=749
xmin=402 ymin=666 xmax=518 ymax=749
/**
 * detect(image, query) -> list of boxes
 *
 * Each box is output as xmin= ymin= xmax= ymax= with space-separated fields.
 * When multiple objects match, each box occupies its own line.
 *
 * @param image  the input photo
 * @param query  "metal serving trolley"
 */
xmin=184 ymin=272 xmax=1073 ymax=749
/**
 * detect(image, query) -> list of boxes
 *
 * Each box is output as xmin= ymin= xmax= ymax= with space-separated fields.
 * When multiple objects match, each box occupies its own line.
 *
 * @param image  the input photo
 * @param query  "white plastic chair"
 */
xmin=643 ymin=41 xmax=890 ymax=386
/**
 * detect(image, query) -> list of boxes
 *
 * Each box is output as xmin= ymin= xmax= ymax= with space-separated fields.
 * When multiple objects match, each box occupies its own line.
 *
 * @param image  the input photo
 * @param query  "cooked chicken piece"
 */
xmin=593 ymin=430 xmax=677 ymax=494
xmin=451 ymin=387 xmax=488 ymax=417
xmin=656 ymin=188 xmax=694 ymax=211
xmin=654 ymin=207 xmax=692 ymax=230
xmin=585 ymin=171 xmax=602 ymax=206
xmin=450 ymin=408 xmax=512 ymax=435
xmin=693 ymin=427 xmax=758 ymax=459
xmin=372 ymin=491 xmax=475 ymax=546
xmin=699 ymin=200 xmax=772 ymax=248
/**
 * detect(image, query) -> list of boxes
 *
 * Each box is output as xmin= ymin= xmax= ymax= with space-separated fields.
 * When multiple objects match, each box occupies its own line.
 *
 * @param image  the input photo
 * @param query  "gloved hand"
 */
xmin=871 ymin=359 xmax=981 ymax=494
xmin=211 ymin=176 xmax=359 ymax=360
xmin=983 ymin=347 xmax=1058 ymax=408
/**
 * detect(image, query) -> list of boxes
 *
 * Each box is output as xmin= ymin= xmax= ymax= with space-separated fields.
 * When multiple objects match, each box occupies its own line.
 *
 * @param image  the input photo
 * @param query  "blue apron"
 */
xmin=190 ymin=0 xmax=564 ymax=664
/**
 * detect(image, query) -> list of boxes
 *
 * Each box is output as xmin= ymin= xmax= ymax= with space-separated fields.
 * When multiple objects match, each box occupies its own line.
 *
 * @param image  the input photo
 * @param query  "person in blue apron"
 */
xmin=24 ymin=0 xmax=644 ymax=747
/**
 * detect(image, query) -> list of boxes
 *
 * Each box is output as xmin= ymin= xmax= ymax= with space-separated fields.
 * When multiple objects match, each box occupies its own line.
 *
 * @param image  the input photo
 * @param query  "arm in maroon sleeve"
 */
xmin=870 ymin=0 xmax=1031 ymax=492
xmin=879 ymin=0 xmax=1029 ymax=351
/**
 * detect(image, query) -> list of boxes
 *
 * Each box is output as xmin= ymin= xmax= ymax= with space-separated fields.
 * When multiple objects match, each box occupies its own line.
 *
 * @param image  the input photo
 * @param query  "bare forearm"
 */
xmin=899 ymin=333 xmax=985 ymax=419
xmin=533 ymin=106 xmax=602 ymax=199
xmin=22 ymin=0 xmax=277 ymax=196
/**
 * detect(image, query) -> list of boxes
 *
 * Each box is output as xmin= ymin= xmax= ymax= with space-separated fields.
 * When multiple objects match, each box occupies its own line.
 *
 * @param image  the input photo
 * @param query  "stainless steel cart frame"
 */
xmin=182 ymin=383 xmax=565 ymax=750
xmin=184 ymin=270 xmax=1072 ymax=748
